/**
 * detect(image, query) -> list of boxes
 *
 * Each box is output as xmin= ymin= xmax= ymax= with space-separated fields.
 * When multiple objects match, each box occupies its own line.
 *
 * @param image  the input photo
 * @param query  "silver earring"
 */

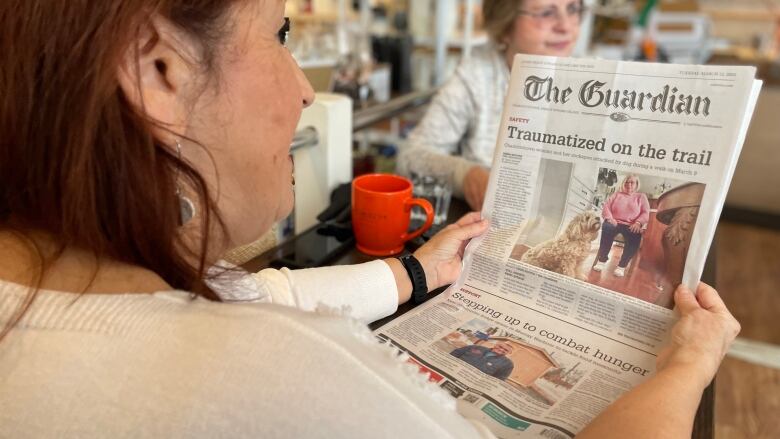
xmin=175 ymin=140 xmax=196 ymax=225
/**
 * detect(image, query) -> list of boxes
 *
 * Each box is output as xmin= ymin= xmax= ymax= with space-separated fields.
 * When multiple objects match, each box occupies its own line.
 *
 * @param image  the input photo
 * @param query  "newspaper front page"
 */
xmin=376 ymin=55 xmax=761 ymax=438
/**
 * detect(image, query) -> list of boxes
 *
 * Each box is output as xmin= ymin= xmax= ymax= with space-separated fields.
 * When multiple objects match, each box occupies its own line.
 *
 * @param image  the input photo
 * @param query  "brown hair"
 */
xmin=482 ymin=0 xmax=525 ymax=44
xmin=0 ymin=1 xmax=239 ymax=335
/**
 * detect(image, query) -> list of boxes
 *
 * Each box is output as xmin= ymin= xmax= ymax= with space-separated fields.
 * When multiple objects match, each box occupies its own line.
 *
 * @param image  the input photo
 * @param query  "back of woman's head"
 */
xmin=0 ymin=0 xmax=237 ymax=295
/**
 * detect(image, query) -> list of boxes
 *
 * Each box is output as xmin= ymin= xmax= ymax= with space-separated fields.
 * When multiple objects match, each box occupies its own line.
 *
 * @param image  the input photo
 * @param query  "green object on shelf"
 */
xmin=636 ymin=0 xmax=658 ymax=28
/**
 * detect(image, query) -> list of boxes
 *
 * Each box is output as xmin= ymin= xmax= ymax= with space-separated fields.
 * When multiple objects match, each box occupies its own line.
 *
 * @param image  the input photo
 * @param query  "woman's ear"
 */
xmin=117 ymin=16 xmax=200 ymax=144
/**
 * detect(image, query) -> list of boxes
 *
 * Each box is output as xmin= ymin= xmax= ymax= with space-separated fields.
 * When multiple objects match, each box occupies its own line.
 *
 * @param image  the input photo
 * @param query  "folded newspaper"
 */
xmin=376 ymin=55 xmax=762 ymax=438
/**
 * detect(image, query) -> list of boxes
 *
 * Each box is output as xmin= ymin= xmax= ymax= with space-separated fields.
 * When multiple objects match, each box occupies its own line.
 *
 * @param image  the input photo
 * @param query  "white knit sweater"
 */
xmin=398 ymin=45 xmax=510 ymax=197
xmin=0 ymin=261 xmax=495 ymax=438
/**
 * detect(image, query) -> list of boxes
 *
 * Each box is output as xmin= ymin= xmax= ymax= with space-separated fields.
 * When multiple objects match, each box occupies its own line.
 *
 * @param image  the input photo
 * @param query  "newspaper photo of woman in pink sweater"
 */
xmin=593 ymin=174 xmax=650 ymax=277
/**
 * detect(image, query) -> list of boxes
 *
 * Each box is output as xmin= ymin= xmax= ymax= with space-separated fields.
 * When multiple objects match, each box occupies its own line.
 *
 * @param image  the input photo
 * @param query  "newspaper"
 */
xmin=376 ymin=55 xmax=762 ymax=438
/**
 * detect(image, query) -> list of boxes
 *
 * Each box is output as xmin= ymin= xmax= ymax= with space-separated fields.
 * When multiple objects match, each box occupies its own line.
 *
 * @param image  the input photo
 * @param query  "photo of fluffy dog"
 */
xmin=520 ymin=211 xmax=602 ymax=281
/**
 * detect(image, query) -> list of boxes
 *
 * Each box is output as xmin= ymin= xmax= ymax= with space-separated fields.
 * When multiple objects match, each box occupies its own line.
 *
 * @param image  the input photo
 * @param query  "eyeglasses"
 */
xmin=517 ymin=2 xmax=586 ymax=25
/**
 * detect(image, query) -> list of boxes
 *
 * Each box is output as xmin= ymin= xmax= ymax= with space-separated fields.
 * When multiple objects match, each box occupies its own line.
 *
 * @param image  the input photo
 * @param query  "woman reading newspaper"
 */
xmin=399 ymin=0 xmax=585 ymax=210
xmin=0 ymin=1 xmax=738 ymax=437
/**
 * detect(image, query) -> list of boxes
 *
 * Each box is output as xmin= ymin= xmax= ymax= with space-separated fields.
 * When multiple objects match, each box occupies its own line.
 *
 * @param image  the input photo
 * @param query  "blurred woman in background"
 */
xmin=399 ymin=0 xmax=584 ymax=210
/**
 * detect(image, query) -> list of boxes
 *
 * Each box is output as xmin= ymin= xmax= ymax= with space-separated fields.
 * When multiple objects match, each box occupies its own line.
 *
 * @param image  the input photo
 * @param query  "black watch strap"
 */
xmin=398 ymin=255 xmax=428 ymax=305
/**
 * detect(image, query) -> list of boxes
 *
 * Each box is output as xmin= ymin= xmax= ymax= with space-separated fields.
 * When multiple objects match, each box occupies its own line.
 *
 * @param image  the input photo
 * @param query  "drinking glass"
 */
xmin=411 ymin=175 xmax=452 ymax=226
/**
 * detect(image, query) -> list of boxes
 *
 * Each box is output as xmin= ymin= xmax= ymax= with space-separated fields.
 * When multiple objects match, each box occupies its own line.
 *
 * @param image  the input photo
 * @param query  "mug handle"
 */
xmin=401 ymin=198 xmax=434 ymax=242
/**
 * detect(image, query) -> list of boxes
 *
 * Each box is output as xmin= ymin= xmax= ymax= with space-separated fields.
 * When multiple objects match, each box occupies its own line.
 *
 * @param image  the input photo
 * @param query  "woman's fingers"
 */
xmin=455 ymin=211 xmax=483 ymax=226
xmin=449 ymin=218 xmax=489 ymax=241
xmin=440 ymin=213 xmax=487 ymax=238
xmin=695 ymin=282 xmax=727 ymax=313
xmin=660 ymin=283 xmax=740 ymax=389
xmin=675 ymin=283 xmax=737 ymax=335
xmin=674 ymin=284 xmax=701 ymax=315
xmin=696 ymin=283 xmax=740 ymax=337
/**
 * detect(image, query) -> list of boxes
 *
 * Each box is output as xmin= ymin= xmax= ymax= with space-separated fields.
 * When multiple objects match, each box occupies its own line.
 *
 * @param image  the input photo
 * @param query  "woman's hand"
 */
xmin=629 ymin=221 xmax=642 ymax=233
xmin=414 ymin=212 xmax=489 ymax=291
xmin=577 ymin=282 xmax=737 ymax=439
xmin=463 ymin=166 xmax=490 ymax=211
xmin=657 ymin=283 xmax=740 ymax=390
xmin=607 ymin=218 xmax=617 ymax=226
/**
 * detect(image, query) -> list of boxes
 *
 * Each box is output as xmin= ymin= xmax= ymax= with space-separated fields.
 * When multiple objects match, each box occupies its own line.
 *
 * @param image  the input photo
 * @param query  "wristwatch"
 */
xmin=398 ymin=254 xmax=428 ymax=305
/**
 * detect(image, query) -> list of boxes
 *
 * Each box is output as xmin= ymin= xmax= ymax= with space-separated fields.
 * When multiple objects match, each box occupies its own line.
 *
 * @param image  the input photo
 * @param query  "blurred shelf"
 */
xmin=414 ymin=31 xmax=489 ymax=50
xmin=702 ymin=7 xmax=780 ymax=21
xmin=592 ymin=4 xmax=636 ymax=19
xmin=288 ymin=12 xmax=345 ymax=24
xmin=296 ymin=58 xmax=339 ymax=69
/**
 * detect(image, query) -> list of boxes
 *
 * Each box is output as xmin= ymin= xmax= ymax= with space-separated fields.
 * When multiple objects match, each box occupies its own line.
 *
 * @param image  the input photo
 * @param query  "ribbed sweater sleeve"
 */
xmin=397 ymin=46 xmax=508 ymax=199
xmin=399 ymin=71 xmax=479 ymax=197
xmin=252 ymin=260 xmax=398 ymax=324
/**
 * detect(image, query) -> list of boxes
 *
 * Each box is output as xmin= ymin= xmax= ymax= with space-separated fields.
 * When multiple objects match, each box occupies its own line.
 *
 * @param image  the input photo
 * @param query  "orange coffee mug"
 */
xmin=352 ymin=174 xmax=434 ymax=256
